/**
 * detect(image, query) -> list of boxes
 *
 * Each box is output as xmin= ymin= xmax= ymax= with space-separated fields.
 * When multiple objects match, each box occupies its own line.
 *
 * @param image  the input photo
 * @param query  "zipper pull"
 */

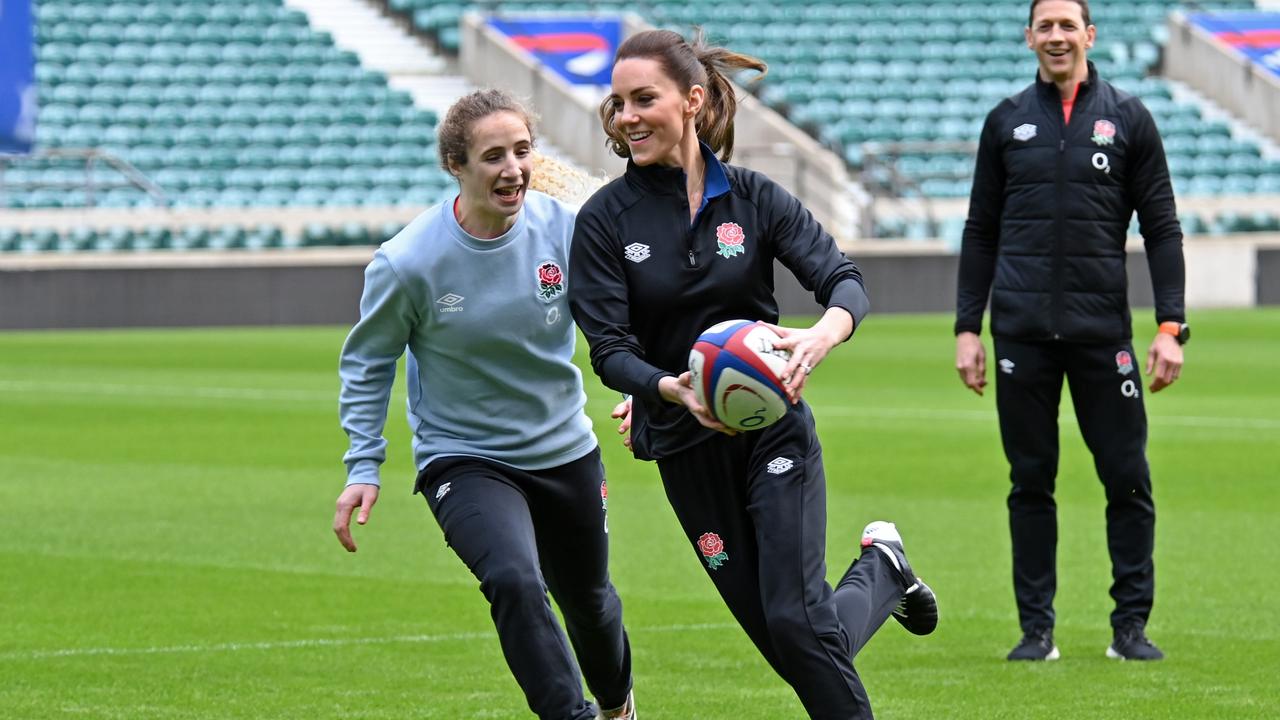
xmin=1059 ymin=139 xmax=1065 ymax=152
xmin=688 ymin=250 xmax=696 ymax=266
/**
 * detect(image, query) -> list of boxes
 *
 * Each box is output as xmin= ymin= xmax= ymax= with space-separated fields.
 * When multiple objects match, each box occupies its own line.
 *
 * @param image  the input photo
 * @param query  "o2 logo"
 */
xmin=1121 ymin=379 xmax=1140 ymax=399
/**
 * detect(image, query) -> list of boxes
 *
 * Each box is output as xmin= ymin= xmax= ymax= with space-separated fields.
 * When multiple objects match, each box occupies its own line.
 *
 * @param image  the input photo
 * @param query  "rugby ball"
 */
xmin=688 ymin=320 xmax=791 ymax=431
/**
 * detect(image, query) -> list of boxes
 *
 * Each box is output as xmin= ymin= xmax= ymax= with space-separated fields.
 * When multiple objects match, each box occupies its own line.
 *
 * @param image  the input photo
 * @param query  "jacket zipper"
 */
xmin=685 ymin=199 xmax=699 ymax=268
xmin=1052 ymin=136 xmax=1065 ymax=340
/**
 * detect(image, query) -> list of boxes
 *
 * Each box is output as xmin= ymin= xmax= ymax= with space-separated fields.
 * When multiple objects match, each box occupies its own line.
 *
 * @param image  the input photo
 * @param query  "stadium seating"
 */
xmin=0 ymin=221 xmax=409 ymax=254
xmin=6 ymin=0 xmax=453 ymax=215
xmin=4 ymin=0 xmax=1275 ymax=249
xmin=385 ymin=0 xmax=1273 ymax=219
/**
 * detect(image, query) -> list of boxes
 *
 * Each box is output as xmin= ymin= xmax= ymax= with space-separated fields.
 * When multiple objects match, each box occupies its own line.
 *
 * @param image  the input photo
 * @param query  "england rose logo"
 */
xmin=1092 ymin=119 xmax=1116 ymax=146
xmin=1115 ymin=350 xmax=1134 ymax=376
xmin=536 ymin=261 xmax=563 ymax=301
xmin=715 ymin=222 xmax=746 ymax=259
xmin=600 ymin=480 xmax=608 ymax=510
xmin=697 ymin=532 xmax=729 ymax=570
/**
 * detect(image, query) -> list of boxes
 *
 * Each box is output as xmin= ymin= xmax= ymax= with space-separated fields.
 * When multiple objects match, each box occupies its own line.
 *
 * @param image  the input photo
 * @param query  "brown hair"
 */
xmin=599 ymin=29 xmax=766 ymax=162
xmin=1028 ymin=0 xmax=1091 ymax=27
xmin=436 ymin=89 xmax=537 ymax=175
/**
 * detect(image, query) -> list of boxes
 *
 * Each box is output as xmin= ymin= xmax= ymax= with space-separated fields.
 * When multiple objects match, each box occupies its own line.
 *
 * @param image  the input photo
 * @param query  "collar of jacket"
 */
xmin=1034 ymin=59 xmax=1099 ymax=102
xmin=624 ymin=140 xmax=732 ymax=200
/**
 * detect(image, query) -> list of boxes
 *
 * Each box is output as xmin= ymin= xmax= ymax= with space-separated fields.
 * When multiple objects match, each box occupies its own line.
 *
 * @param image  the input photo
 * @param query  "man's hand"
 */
xmin=1146 ymin=333 xmax=1184 ymax=393
xmin=955 ymin=332 xmax=988 ymax=396
xmin=333 ymin=483 xmax=379 ymax=552
xmin=611 ymin=396 xmax=634 ymax=452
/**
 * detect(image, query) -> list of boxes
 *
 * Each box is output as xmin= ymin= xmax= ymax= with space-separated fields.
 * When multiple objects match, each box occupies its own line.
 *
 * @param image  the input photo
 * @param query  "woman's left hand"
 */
xmin=763 ymin=308 xmax=854 ymax=403
xmin=610 ymin=396 xmax=634 ymax=452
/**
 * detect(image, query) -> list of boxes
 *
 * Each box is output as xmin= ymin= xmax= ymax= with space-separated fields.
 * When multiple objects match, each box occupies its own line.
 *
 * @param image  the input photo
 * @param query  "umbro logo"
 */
xmin=436 ymin=293 xmax=464 ymax=313
xmin=766 ymin=457 xmax=794 ymax=475
xmin=624 ymin=243 xmax=650 ymax=263
xmin=435 ymin=482 xmax=451 ymax=501
xmin=999 ymin=358 xmax=1015 ymax=375
xmin=1013 ymin=123 xmax=1037 ymax=142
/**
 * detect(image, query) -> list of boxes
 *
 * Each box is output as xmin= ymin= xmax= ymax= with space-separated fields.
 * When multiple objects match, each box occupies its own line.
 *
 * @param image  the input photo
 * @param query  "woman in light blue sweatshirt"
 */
xmin=334 ymin=89 xmax=634 ymax=720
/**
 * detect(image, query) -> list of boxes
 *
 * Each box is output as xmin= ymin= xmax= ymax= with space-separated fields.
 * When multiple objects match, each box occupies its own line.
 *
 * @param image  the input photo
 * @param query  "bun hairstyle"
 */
xmin=599 ymin=29 xmax=767 ymax=162
xmin=437 ymin=88 xmax=537 ymax=175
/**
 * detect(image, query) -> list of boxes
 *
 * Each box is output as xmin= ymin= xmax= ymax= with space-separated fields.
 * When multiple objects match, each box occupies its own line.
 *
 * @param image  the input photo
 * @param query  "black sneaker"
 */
xmin=1106 ymin=626 xmax=1164 ymax=661
xmin=1007 ymin=628 xmax=1060 ymax=661
xmin=860 ymin=521 xmax=939 ymax=635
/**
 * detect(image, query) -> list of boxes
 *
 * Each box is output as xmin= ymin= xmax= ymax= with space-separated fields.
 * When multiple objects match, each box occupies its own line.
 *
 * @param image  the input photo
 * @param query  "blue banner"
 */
xmin=488 ymin=17 xmax=621 ymax=86
xmin=1 ymin=0 xmax=37 ymax=155
xmin=1188 ymin=11 xmax=1280 ymax=80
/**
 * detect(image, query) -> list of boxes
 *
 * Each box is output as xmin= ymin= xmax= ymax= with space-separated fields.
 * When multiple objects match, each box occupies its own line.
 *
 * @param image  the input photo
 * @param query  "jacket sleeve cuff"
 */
xmin=643 ymin=370 xmax=677 ymax=406
xmin=345 ymin=460 xmax=382 ymax=488
xmin=827 ymin=279 xmax=871 ymax=335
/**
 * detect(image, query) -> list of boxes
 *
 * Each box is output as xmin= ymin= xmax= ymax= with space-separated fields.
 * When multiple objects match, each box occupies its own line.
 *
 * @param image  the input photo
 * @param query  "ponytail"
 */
xmin=599 ymin=29 xmax=766 ymax=162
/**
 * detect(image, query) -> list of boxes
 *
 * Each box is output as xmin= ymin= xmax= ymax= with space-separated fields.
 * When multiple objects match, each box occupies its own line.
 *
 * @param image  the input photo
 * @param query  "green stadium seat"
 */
xmin=0 ymin=227 xmax=20 ymax=253
xmin=21 ymin=228 xmax=60 ymax=253
xmin=94 ymin=225 xmax=133 ymax=252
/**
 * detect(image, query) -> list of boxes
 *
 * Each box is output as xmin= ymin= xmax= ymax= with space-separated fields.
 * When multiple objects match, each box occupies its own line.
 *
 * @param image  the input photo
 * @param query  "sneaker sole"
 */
xmin=1008 ymin=646 xmax=1060 ymax=661
xmin=1106 ymin=645 xmax=1163 ymax=661
xmin=892 ymin=580 xmax=938 ymax=636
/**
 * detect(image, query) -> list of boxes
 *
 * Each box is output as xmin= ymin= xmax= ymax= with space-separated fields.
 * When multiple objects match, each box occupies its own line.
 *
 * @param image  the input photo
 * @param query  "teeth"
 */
xmin=629 ymin=132 xmax=651 ymax=141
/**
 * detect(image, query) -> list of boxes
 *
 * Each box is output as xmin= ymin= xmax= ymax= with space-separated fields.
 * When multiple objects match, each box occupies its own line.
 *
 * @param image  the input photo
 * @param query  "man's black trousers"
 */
xmin=418 ymin=448 xmax=632 ymax=720
xmin=993 ymin=338 xmax=1156 ymax=634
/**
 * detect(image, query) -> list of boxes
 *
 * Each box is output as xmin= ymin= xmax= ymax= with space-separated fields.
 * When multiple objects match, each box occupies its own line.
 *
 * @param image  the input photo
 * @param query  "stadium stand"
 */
xmin=2 ymin=0 xmax=451 ymax=247
xmin=2 ymin=0 xmax=1278 ymax=250
xmin=383 ymin=0 xmax=1278 ymax=239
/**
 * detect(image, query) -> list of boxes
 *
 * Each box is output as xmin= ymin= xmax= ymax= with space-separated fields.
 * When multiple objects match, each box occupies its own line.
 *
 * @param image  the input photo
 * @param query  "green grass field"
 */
xmin=2 ymin=309 xmax=1277 ymax=719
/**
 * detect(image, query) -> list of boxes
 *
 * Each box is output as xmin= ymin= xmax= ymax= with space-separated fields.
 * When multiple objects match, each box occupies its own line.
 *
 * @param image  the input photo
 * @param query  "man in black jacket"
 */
xmin=954 ymin=0 xmax=1187 ymax=662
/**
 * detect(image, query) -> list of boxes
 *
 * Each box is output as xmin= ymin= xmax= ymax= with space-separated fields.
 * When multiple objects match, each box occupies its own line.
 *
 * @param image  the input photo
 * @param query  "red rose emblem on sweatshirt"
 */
xmin=539 ymin=263 xmax=562 ymax=286
xmin=536 ymin=260 xmax=563 ymax=301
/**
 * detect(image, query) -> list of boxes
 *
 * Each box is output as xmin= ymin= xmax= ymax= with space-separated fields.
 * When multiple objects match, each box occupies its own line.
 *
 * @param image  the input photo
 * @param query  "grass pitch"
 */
xmin=2 ymin=309 xmax=1277 ymax=719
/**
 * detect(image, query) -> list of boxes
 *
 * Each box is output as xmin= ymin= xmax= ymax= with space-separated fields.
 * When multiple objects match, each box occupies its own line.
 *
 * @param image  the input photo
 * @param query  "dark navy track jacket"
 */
xmin=569 ymin=144 xmax=869 ymax=461
xmin=955 ymin=62 xmax=1185 ymax=343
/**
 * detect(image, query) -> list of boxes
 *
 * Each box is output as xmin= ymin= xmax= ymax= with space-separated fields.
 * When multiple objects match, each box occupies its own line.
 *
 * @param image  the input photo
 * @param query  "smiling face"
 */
xmin=1026 ymin=0 xmax=1095 ymax=86
xmin=448 ymin=111 xmax=533 ymax=237
xmin=607 ymin=57 xmax=704 ymax=167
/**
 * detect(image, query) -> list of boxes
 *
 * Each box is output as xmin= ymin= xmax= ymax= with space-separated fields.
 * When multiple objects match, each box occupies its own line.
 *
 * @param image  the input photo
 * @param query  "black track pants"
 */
xmin=993 ymin=338 xmax=1156 ymax=633
xmin=418 ymin=448 xmax=632 ymax=720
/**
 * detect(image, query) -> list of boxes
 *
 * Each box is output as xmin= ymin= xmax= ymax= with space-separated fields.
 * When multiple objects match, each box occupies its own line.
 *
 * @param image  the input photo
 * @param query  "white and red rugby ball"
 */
xmin=688 ymin=319 xmax=792 ymax=431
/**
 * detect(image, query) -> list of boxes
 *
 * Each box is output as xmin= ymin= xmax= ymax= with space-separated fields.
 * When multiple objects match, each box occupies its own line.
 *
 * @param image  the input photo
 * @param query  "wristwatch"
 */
xmin=1158 ymin=321 xmax=1190 ymax=345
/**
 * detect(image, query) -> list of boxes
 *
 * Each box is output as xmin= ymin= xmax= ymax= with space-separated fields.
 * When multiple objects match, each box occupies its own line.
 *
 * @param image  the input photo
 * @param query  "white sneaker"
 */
xmin=860 ymin=521 xmax=938 ymax=635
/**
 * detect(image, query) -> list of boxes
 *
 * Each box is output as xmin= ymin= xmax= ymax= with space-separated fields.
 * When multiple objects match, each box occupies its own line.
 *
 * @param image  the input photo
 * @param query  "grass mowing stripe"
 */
xmin=817 ymin=405 xmax=1280 ymax=430
xmin=5 ymin=379 xmax=1277 ymax=430
xmin=0 ymin=379 xmax=329 ymax=403
xmin=2 ymin=623 xmax=741 ymax=662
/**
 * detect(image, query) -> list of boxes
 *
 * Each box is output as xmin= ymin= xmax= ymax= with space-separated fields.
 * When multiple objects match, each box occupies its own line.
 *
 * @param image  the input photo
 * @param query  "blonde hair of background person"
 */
xmin=531 ymin=152 xmax=606 ymax=207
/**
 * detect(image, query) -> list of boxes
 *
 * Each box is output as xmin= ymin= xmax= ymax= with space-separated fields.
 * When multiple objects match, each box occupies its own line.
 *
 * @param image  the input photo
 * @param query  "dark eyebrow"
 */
xmin=610 ymin=85 xmax=656 ymax=99
xmin=479 ymin=140 xmax=529 ymax=156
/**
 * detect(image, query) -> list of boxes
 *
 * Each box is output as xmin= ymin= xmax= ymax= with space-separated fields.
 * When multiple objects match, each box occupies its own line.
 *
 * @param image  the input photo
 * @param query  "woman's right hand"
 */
xmin=658 ymin=372 xmax=737 ymax=435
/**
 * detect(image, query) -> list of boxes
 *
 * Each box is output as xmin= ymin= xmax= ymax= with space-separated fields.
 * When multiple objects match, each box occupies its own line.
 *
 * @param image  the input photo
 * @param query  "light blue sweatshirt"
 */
xmin=339 ymin=191 xmax=596 ymax=487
